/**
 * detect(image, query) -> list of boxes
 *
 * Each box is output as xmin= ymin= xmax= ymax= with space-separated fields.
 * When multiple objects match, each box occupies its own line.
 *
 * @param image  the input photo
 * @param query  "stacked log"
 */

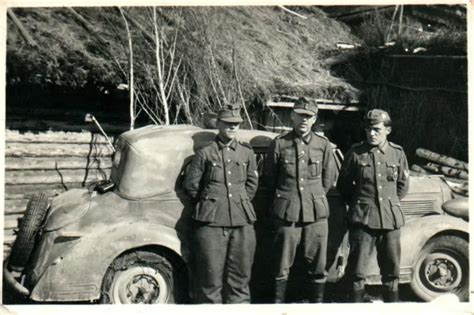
xmin=411 ymin=148 xmax=468 ymax=197
xmin=4 ymin=130 xmax=114 ymax=259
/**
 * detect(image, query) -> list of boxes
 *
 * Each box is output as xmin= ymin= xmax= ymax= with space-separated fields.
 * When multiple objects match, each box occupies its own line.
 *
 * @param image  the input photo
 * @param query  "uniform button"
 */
xmin=301 ymin=159 xmax=305 ymax=163
xmin=379 ymin=186 xmax=382 ymax=189
xmin=227 ymin=148 xmax=230 ymax=151
xmin=227 ymin=159 xmax=231 ymax=163
xmin=316 ymin=161 xmax=320 ymax=164
xmin=300 ymin=178 xmax=304 ymax=182
xmin=377 ymin=150 xmax=381 ymax=154
xmin=379 ymin=197 xmax=383 ymax=201
xmin=228 ymin=171 xmax=232 ymax=175
xmin=300 ymin=187 xmax=304 ymax=191
xmin=277 ymin=194 xmax=281 ymax=198
xmin=377 ymin=162 xmax=381 ymax=165
xmin=357 ymin=200 xmax=360 ymax=204
xmin=229 ymin=193 xmax=232 ymax=197
xmin=212 ymin=163 xmax=216 ymax=166
xmin=378 ymin=173 xmax=382 ymax=177
xmin=301 ymin=151 xmax=305 ymax=154
xmin=228 ymin=183 xmax=232 ymax=186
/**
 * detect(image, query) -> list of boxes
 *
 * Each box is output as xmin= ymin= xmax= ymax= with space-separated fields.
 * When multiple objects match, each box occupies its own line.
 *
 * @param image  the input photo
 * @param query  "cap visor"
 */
xmin=219 ymin=117 xmax=243 ymax=123
xmin=294 ymin=109 xmax=316 ymax=116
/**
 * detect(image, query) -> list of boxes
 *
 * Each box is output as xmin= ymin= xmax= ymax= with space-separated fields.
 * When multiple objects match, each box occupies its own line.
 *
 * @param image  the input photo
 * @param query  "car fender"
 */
xmin=400 ymin=214 xmax=468 ymax=270
xmin=30 ymin=222 xmax=187 ymax=302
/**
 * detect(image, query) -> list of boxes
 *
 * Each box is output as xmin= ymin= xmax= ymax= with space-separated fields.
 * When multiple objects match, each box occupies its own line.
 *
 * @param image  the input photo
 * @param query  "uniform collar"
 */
xmin=216 ymin=135 xmax=237 ymax=150
xmin=292 ymin=130 xmax=312 ymax=144
xmin=368 ymin=140 xmax=388 ymax=154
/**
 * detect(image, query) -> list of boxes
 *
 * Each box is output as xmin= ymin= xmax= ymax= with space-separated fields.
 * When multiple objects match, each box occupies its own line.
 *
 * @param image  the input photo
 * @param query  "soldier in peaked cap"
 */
xmin=183 ymin=104 xmax=259 ymax=304
xmin=337 ymin=109 xmax=409 ymax=303
xmin=262 ymin=97 xmax=337 ymax=303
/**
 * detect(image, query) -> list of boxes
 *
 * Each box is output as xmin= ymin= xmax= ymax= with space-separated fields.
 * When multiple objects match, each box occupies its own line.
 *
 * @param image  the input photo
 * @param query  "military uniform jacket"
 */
xmin=183 ymin=136 xmax=259 ymax=227
xmin=263 ymin=131 xmax=337 ymax=222
xmin=336 ymin=141 xmax=410 ymax=230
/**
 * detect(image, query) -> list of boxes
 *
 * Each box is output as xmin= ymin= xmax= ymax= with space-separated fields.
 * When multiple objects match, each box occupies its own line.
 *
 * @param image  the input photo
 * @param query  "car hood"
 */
xmin=43 ymin=189 xmax=92 ymax=232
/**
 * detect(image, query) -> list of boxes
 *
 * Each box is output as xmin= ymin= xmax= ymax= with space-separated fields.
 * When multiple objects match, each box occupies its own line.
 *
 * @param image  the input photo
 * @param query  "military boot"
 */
xmin=274 ymin=280 xmax=287 ymax=303
xmin=383 ymin=290 xmax=399 ymax=303
xmin=307 ymin=282 xmax=325 ymax=303
xmin=352 ymin=289 xmax=365 ymax=303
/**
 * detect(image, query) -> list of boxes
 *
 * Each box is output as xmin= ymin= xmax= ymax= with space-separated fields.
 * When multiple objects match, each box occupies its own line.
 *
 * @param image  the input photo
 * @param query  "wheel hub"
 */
xmin=111 ymin=266 xmax=169 ymax=304
xmin=127 ymin=274 xmax=160 ymax=303
xmin=423 ymin=253 xmax=462 ymax=292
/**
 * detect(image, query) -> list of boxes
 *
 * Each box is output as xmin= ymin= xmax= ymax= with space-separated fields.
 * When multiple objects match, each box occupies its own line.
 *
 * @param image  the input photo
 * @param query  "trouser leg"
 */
xmin=270 ymin=219 xmax=301 ymax=303
xmin=377 ymin=229 xmax=401 ymax=302
xmin=302 ymin=220 xmax=328 ymax=303
xmin=193 ymin=224 xmax=228 ymax=303
xmin=224 ymin=225 xmax=256 ymax=304
xmin=347 ymin=224 xmax=376 ymax=302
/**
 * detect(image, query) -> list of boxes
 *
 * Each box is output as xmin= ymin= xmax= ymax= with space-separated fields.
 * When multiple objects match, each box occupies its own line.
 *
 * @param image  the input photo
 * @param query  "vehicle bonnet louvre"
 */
xmin=401 ymin=199 xmax=436 ymax=216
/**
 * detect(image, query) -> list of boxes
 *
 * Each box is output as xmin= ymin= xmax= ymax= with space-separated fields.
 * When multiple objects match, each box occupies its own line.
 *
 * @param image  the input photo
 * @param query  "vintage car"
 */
xmin=3 ymin=124 xmax=469 ymax=303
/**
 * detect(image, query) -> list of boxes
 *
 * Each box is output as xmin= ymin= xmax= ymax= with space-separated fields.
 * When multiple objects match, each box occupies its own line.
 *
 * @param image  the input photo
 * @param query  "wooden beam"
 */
xmin=7 ymin=8 xmax=38 ymax=47
xmin=266 ymin=102 xmax=364 ymax=112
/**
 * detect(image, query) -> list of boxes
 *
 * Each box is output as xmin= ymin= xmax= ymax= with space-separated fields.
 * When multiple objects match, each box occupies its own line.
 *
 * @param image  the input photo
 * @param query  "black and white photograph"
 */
xmin=1 ymin=2 xmax=470 ymax=313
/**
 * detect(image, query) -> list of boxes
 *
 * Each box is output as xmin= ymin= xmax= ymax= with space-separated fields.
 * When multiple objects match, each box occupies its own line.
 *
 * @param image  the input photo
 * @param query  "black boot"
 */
xmin=274 ymin=280 xmax=287 ymax=303
xmin=352 ymin=289 xmax=365 ymax=303
xmin=307 ymin=282 xmax=325 ymax=303
xmin=383 ymin=290 xmax=399 ymax=303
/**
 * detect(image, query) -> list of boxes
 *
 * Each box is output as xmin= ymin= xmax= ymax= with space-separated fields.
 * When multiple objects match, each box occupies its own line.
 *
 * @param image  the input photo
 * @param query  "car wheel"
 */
xmin=410 ymin=235 xmax=469 ymax=301
xmin=8 ymin=193 xmax=49 ymax=271
xmin=100 ymin=250 xmax=185 ymax=304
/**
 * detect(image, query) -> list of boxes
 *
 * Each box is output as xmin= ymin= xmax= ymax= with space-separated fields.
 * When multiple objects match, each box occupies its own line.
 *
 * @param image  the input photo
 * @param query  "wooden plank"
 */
xmin=4 ymin=235 xmax=16 ymax=244
xmin=7 ymin=119 xmax=129 ymax=133
xmin=4 ymin=218 xmax=20 ymax=230
xmin=5 ymin=169 xmax=111 ymax=185
xmin=6 ymin=129 xmax=115 ymax=144
xmin=4 ymin=199 xmax=28 ymax=214
xmin=6 ymin=142 xmax=114 ymax=157
xmin=5 ymin=156 xmax=112 ymax=170
xmin=266 ymin=101 xmax=364 ymax=112
xmin=5 ymin=183 xmax=86 ymax=196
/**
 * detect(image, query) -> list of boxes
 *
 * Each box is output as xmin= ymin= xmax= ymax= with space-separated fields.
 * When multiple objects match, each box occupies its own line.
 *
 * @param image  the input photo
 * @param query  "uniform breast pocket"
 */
xmin=234 ymin=160 xmax=247 ymax=182
xmin=358 ymin=161 xmax=373 ymax=181
xmin=386 ymin=162 xmax=400 ymax=181
xmin=309 ymin=154 xmax=322 ymax=178
xmin=208 ymin=161 xmax=224 ymax=182
xmin=280 ymin=150 xmax=297 ymax=178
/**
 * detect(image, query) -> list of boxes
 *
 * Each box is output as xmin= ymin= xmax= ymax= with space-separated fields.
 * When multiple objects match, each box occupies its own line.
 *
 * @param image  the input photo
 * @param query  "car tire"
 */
xmin=100 ymin=250 xmax=186 ymax=304
xmin=410 ymin=235 xmax=469 ymax=302
xmin=8 ymin=193 xmax=49 ymax=271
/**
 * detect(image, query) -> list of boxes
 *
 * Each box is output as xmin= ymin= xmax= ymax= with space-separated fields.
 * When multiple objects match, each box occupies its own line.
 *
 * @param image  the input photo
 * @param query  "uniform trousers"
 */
xmin=192 ymin=223 xmax=256 ymax=303
xmin=347 ymin=224 xmax=401 ymax=291
xmin=271 ymin=219 xmax=328 ymax=283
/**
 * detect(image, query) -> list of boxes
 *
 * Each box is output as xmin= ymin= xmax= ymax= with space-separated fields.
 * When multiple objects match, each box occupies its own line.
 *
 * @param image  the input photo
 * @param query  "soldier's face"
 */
xmin=217 ymin=120 xmax=240 ymax=141
xmin=292 ymin=112 xmax=317 ymax=137
xmin=365 ymin=122 xmax=391 ymax=146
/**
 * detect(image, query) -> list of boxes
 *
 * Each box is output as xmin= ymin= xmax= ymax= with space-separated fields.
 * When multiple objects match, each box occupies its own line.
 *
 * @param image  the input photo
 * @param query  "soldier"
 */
xmin=336 ymin=109 xmax=409 ymax=303
xmin=183 ymin=104 xmax=259 ymax=304
xmin=263 ymin=97 xmax=337 ymax=303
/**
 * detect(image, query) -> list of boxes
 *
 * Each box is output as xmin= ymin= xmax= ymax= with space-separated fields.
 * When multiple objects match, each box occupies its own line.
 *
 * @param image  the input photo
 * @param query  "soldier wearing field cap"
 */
xmin=263 ymin=97 xmax=337 ymax=303
xmin=337 ymin=109 xmax=409 ymax=303
xmin=184 ymin=104 xmax=259 ymax=304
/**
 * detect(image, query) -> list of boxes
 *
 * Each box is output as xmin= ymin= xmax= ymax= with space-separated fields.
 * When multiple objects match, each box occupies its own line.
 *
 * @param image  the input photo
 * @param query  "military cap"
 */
xmin=365 ymin=109 xmax=391 ymax=125
xmin=217 ymin=104 xmax=243 ymax=123
xmin=293 ymin=97 xmax=318 ymax=116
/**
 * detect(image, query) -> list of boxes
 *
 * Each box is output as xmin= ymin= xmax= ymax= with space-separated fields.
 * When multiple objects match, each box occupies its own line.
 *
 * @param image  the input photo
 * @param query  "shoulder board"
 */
xmin=196 ymin=140 xmax=214 ymax=151
xmin=388 ymin=142 xmax=403 ymax=150
xmin=313 ymin=132 xmax=329 ymax=141
xmin=239 ymin=141 xmax=253 ymax=149
xmin=350 ymin=141 xmax=364 ymax=149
